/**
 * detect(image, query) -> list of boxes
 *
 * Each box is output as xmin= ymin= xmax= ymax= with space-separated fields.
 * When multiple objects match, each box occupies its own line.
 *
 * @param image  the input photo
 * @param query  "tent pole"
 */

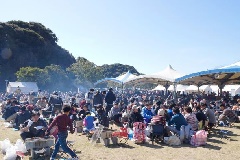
xmin=173 ymin=82 xmax=177 ymax=103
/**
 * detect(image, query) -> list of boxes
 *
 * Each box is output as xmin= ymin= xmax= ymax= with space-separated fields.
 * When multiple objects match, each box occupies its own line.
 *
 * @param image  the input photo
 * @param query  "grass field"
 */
xmin=0 ymin=120 xmax=240 ymax=160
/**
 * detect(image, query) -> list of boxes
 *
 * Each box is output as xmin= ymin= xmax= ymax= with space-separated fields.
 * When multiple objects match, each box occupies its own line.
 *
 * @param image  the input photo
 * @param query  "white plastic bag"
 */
xmin=14 ymin=139 xmax=27 ymax=153
xmin=145 ymin=126 xmax=152 ymax=137
xmin=3 ymin=122 xmax=13 ymax=128
xmin=165 ymin=135 xmax=181 ymax=146
xmin=4 ymin=146 xmax=17 ymax=160
xmin=0 ymin=139 xmax=12 ymax=154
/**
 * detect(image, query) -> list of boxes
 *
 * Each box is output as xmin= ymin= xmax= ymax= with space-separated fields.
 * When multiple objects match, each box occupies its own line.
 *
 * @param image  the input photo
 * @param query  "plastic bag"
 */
xmin=190 ymin=130 xmax=208 ymax=146
xmin=14 ymin=139 xmax=27 ymax=153
xmin=4 ymin=146 xmax=17 ymax=160
xmin=0 ymin=139 xmax=12 ymax=154
xmin=3 ymin=122 xmax=13 ymax=128
xmin=165 ymin=135 xmax=181 ymax=146
xmin=145 ymin=126 xmax=152 ymax=137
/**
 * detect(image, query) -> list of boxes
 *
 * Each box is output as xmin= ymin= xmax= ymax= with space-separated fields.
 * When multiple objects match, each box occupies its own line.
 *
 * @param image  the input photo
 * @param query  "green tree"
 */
xmin=67 ymin=57 xmax=103 ymax=87
xmin=15 ymin=67 xmax=48 ymax=88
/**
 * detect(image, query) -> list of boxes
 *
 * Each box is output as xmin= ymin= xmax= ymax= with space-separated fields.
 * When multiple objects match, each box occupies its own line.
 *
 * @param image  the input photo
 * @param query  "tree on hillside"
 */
xmin=44 ymin=65 xmax=73 ymax=91
xmin=0 ymin=21 xmax=76 ymax=90
xmin=15 ymin=67 xmax=48 ymax=89
xmin=67 ymin=57 xmax=103 ymax=86
xmin=100 ymin=63 xmax=140 ymax=78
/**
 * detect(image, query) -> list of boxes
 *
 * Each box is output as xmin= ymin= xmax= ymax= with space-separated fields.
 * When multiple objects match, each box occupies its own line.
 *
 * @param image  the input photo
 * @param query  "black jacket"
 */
xmin=105 ymin=91 xmax=116 ymax=105
xmin=128 ymin=112 xmax=144 ymax=128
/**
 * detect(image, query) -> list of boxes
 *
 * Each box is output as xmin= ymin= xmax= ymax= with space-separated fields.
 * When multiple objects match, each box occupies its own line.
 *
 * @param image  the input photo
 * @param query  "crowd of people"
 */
xmin=0 ymin=88 xmax=240 ymax=159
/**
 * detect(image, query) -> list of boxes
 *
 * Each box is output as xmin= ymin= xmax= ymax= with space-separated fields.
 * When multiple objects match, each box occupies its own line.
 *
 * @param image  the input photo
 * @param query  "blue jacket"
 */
xmin=168 ymin=113 xmax=187 ymax=131
xmin=141 ymin=107 xmax=154 ymax=121
xmin=167 ymin=109 xmax=174 ymax=119
xmin=84 ymin=116 xmax=94 ymax=130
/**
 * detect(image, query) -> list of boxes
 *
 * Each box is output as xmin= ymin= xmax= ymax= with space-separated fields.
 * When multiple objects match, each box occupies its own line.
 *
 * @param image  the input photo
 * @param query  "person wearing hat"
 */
xmin=20 ymin=112 xmax=47 ymax=141
xmin=105 ymin=88 xmax=116 ymax=116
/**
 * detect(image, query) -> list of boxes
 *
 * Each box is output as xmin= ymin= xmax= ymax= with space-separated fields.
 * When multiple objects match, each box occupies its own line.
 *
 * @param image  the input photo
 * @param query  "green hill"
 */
xmin=0 ymin=21 xmax=140 ymax=92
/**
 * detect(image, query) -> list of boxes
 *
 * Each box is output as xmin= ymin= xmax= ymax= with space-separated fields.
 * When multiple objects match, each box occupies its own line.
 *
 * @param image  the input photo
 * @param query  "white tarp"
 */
xmin=152 ymin=85 xmax=165 ymax=91
xmin=223 ymin=85 xmax=240 ymax=95
xmin=185 ymin=85 xmax=212 ymax=93
xmin=168 ymin=84 xmax=188 ymax=92
xmin=94 ymin=71 xmax=137 ymax=85
xmin=7 ymin=82 xmax=38 ymax=94
xmin=126 ymin=65 xmax=183 ymax=85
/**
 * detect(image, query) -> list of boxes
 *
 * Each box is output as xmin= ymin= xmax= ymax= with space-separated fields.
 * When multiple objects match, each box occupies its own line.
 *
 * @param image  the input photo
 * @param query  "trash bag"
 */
xmin=165 ymin=135 xmax=181 ymax=146
xmin=0 ymin=139 xmax=12 ymax=154
xmin=3 ymin=122 xmax=13 ymax=128
xmin=4 ymin=146 xmax=17 ymax=160
xmin=14 ymin=139 xmax=27 ymax=153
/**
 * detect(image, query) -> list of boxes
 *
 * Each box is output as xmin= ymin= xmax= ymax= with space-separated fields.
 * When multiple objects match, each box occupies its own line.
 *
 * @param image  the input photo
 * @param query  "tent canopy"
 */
xmin=176 ymin=61 xmax=240 ymax=88
xmin=7 ymin=82 xmax=39 ymax=93
xmin=125 ymin=65 xmax=183 ymax=86
xmin=94 ymin=71 xmax=137 ymax=85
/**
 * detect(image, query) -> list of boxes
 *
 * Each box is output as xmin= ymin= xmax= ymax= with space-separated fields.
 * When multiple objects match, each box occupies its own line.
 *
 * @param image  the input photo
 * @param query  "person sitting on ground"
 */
xmin=69 ymin=103 xmax=79 ymax=122
xmin=141 ymin=102 xmax=154 ymax=124
xmin=35 ymin=97 xmax=48 ymax=109
xmin=96 ymin=104 xmax=109 ymax=128
xmin=109 ymin=102 xmax=123 ymax=125
xmin=45 ymin=105 xmax=78 ymax=160
xmin=128 ymin=105 xmax=144 ymax=128
xmin=200 ymin=103 xmax=216 ymax=129
xmin=218 ymin=103 xmax=238 ymax=126
xmin=20 ymin=112 xmax=47 ymax=141
xmin=166 ymin=107 xmax=188 ymax=135
xmin=83 ymin=111 xmax=95 ymax=133
xmin=184 ymin=107 xmax=198 ymax=131
xmin=78 ymin=104 xmax=90 ymax=120
xmin=14 ymin=106 xmax=31 ymax=130
xmin=3 ymin=100 xmax=19 ymax=122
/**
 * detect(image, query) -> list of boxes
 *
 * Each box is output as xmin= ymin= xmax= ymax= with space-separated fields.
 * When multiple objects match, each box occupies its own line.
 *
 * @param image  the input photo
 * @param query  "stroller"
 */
xmin=149 ymin=123 xmax=165 ymax=144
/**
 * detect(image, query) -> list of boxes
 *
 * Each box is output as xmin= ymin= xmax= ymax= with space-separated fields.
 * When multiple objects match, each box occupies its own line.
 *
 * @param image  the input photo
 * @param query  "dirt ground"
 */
xmin=0 ymin=120 xmax=240 ymax=160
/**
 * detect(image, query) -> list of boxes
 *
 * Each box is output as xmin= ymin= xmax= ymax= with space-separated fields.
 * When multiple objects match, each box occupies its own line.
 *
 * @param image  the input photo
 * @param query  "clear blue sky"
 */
xmin=1 ymin=0 xmax=240 ymax=75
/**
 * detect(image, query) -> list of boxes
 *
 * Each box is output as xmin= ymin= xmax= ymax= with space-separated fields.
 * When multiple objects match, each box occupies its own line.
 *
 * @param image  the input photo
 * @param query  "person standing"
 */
xmin=46 ymin=105 xmax=78 ymax=160
xmin=105 ymin=88 xmax=116 ymax=116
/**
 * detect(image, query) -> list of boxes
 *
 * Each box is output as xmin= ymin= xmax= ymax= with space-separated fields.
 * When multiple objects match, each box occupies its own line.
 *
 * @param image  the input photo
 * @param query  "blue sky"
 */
xmin=1 ymin=0 xmax=240 ymax=75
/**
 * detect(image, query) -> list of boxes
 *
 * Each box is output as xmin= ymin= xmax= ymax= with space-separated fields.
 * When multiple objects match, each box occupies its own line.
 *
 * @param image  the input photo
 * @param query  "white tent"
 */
xmin=210 ymin=85 xmax=219 ymax=93
xmin=152 ymin=85 xmax=165 ymax=91
xmin=7 ymin=82 xmax=39 ymax=94
xmin=125 ymin=65 xmax=183 ymax=85
xmin=168 ymin=84 xmax=188 ymax=92
xmin=94 ymin=71 xmax=137 ymax=85
xmin=223 ymin=85 xmax=240 ymax=95
xmin=185 ymin=85 xmax=212 ymax=93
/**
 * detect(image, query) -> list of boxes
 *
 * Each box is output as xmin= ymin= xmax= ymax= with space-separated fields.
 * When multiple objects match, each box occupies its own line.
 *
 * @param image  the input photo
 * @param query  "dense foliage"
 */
xmin=0 ymin=21 xmax=140 ymax=92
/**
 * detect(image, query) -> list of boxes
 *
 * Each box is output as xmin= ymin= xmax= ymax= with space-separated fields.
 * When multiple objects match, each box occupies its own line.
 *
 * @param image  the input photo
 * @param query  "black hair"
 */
xmin=184 ymin=106 xmax=192 ymax=113
xmin=62 ymin=105 xmax=71 ymax=112
xmin=172 ymin=107 xmax=180 ymax=114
